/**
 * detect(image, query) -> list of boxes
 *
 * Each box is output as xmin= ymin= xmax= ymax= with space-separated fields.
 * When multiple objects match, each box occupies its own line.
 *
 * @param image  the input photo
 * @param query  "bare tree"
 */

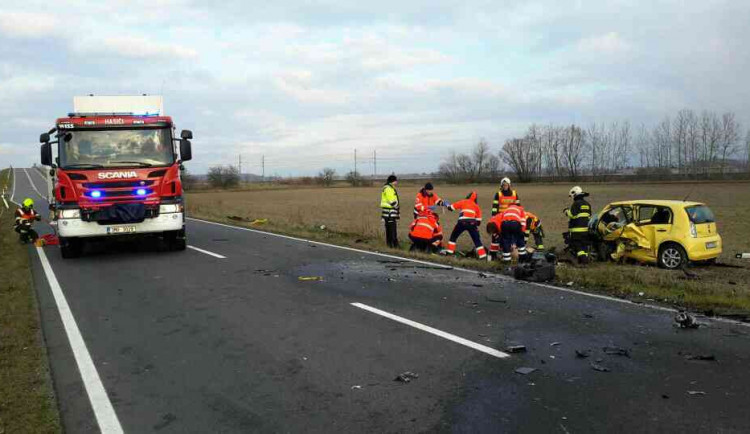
xmin=317 ymin=168 xmax=336 ymax=187
xmin=719 ymin=112 xmax=741 ymax=174
xmin=472 ymin=139 xmax=490 ymax=181
xmin=501 ymin=132 xmax=542 ymax=182
xmin=345 ymin=170 xmax=362 ymax=186
xmin=561 ymin=125 xmax=586 ymax=180
xmin=207 ymin=165 xmax=240 ymax=189
xmin=181 ymin=168 xmax=197 ymax=190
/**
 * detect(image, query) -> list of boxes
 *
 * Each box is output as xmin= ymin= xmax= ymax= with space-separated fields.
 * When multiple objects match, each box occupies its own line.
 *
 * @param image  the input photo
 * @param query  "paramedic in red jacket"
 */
xmin=408 ymin=211 xmax=443 ymax=253
xmin=487 ymin=204 xmax=527 ymax=263
xmin=443 ymin=192 xmax=486 ymax=260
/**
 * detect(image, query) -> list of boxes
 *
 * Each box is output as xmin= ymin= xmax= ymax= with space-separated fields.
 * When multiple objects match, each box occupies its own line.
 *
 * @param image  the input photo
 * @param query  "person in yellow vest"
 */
xmin=489 ymin=177 xmax=519 ymax=257
xmin=380 ymin=175 xmax=400 ymax=248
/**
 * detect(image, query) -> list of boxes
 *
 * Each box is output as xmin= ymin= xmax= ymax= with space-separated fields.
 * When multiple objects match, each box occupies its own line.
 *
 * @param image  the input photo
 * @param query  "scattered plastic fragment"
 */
xmin=687 ymin=390 xmax=706 ymax=396
xmin=575 ymin=350 xmax=591 ymax=359
xmin=566 ymin=281 xmax=574 ymax=286
xmin=515 ymin=367 xmax=537 ymax=375
xmin=603 ymin=346 xmax=631 ymax=357
xmin=550 ymin=342 xmax=561 ymax=347
xmin=506 ymin=345 xmax=527 ymax=353
xmin=683 ymin=354 xmax=716 ymax=361
xmin=675 ymin=312 xmax=700 ymax=329
xmin=590 ymin=363 xmax=610 ymax=372
xmin=351 ymin=385 xmax=362 ymax=390
xmin=485 ymin=296 xmax=507 ymax=303
xmin=661 ymin=394 xmax=670 ymax=399
xmin=298 ymin=276 xmax=323 ymax=281
xmin=249 ymin=218 xmax=268 ymax=225
xmin=582 ymin=313 xmax=594 ymax=319
xmin=394 ymin=371 xmax=419 ymax=383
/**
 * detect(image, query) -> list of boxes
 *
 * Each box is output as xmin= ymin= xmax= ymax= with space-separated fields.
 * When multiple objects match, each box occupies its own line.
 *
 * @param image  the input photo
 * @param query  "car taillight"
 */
xmin=690 ymin=222 xmax=697 ymax=238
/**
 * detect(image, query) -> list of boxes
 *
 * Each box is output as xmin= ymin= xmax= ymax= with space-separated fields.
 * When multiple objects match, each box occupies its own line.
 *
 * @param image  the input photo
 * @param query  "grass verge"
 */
xmin=0 ymin=168 xmax=61 ymax=434
xmin=188 ymin=197 xmax=750 ymax=320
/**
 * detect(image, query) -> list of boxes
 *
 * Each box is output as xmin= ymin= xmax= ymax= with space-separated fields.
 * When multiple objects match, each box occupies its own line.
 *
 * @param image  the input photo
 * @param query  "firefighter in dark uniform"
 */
xmin=380 ymin=175 xmax=400 ymax=248
xmin=565 ymin=186 xmax=592 ymax=264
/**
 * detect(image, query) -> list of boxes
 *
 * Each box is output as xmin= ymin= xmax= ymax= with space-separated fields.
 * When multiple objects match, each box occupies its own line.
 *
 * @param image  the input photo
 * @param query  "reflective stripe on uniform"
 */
xmin=569 ymin=227 xmax=588 ymax=233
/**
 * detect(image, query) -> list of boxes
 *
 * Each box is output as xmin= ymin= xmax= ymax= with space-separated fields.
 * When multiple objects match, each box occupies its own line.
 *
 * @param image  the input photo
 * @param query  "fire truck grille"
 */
xmin=83 ymin=180 xmax=155 ymax=189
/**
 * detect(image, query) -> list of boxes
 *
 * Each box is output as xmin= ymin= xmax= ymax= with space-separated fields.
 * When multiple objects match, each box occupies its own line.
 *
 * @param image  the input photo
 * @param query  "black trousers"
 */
xmin=569 ymin=231 xmax=590 ymax=263
xmin=449 ymin=220 xmax=483 ymax=248
xmin=384 ymin=218 xmax=399 ymax=248
xmin=409 ymin=235 xmax=442 ymax=253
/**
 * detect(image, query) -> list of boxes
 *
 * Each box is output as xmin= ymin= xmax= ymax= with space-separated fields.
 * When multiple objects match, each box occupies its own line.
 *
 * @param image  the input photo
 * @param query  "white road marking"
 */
xmin=10 ymin=168 xmax=18 ymax=204
xmin=35 ymin=247 xmax=124 ymax=434
xmin=351 ymin=302 xmax=510 ymax=359
xmin=23 ymin=168 xmax=48 ymax=201
xmin=188 ymin=217 xmax=749 ymax=328
xmin=187 ymin=245 xmax=227 ymax=258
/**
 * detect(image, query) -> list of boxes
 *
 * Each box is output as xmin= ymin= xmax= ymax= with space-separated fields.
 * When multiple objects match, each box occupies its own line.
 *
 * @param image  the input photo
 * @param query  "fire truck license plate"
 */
xmin=107 ymin=225 xmax=137 ymax=234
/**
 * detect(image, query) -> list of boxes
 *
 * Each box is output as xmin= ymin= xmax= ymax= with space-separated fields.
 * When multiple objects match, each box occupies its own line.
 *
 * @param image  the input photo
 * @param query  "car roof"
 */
xmin=608 ymin=200 xmax=706 ymax=208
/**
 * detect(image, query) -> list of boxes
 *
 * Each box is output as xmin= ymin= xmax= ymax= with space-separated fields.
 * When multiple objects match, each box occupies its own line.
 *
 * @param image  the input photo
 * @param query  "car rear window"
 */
xmin=685 ymin=205 xmax=715 ymax=224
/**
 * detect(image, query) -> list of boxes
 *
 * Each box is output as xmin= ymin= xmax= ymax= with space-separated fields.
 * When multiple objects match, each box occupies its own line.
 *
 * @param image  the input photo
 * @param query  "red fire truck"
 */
xmin=40 ymin=95 xmax=193 ymax=258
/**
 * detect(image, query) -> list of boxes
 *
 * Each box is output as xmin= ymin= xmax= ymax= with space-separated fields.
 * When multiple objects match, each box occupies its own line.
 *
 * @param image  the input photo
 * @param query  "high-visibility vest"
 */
xmin=567 ymin=197 xmax=591 ymax=233
xmin=414 ymin=190 xmax=442 ymax=216
xmin=487 ymin=214 xmax=503 ymax=234
xmin=15 ymin=208 xmax=38 ymax=224
xmin=492 ymin=189 xmax=519 ymax=215
xmin=409 ymin=214 xmax=440 ymax=240
xmin=450 ymin=193 xmax=482 ymax=222
xmin=380 ymin=183 xmax=400 ymax=219
xmin=525 ymin=211 xmax=541 ymax=234
xmin=501 ymin=205 xmax=527 ymax=231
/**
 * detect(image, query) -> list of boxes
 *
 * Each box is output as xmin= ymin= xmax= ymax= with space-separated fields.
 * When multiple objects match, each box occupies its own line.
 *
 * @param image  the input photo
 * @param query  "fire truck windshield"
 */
xmin=59 ymin=127 xmax=174 ymax=169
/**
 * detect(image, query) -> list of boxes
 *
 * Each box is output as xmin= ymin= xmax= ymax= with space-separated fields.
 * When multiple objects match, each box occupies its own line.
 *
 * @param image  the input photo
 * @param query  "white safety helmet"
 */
xmin=501 ymin=177 xmax=511 ymax=187
xmin=569 ymin=186 xmax=583 ymax=198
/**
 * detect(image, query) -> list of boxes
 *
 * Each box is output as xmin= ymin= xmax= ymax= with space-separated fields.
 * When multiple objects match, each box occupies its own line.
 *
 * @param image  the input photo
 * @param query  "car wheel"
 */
xmin=165 ymin=229 xmax=187 ymax=251
xmin=658 ymin=243 xmax=686 ymax=270
xmin=60 ymin=237 xmax=83 ymax=259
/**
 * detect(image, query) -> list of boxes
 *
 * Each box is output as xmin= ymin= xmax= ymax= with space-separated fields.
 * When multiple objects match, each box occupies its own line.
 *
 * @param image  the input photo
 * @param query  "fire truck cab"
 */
xmin=40 ymin=95 xmax=193 ymax=258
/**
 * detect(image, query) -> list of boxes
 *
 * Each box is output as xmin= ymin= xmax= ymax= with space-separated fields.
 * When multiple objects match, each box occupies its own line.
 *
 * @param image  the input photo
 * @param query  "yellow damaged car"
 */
xmin=590 ymin=200 xmax=722 ymax=269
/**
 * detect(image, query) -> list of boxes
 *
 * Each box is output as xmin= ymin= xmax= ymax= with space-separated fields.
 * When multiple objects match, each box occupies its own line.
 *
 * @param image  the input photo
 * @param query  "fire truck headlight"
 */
xmin=90 ymin=190 xmax=102 ymax=198
xmin=58 ymin=209 xmax=81 ymax=219
xmin=159 ymin=204 xmax=183 ymax=214
xmin=136 ymin=188 xmax=148 ymax=196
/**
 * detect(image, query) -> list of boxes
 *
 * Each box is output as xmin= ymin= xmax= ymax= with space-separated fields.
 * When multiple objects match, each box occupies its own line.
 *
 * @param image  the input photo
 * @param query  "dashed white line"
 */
xmin=187 ymin=245 xmax=227 ymax=259
xmin=35 ymin=247 xmax=124 ymax=434
xmin=351 ymin=302 xmax=510 ymax=359
xmin=187 ymin=217 xmax=750 ymax=328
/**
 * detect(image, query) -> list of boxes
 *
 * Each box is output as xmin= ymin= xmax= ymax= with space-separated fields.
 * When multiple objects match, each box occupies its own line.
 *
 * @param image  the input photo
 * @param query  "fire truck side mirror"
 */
xmin=41 ymin=142 xmax=53 ymax=166
xmin=180 ymin=130 xmax=193 ymax=140
xmin=179 ymin=139 xmax=192 ymax=162
xmin=40 ymin=133 xmax=50 ymax=143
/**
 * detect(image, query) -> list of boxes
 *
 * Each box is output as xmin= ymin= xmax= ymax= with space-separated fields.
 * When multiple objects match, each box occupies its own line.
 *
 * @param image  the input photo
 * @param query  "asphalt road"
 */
xmin=10 ymin=168 xmax=750 ymax=433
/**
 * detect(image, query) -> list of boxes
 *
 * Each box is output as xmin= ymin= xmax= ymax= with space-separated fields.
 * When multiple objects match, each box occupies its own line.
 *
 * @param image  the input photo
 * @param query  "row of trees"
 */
xmin=635 ymin=110 xmax=745 ymax=176
xmin=440 ymin=109 xmax=749 ymax=182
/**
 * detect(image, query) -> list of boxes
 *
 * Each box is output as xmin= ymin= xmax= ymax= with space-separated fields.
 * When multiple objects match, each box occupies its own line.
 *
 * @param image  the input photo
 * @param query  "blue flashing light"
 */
xmin=90 ymin=190 xmax=102 ymax=198
xmin=136 ymin=188 xmax=148 ymax=196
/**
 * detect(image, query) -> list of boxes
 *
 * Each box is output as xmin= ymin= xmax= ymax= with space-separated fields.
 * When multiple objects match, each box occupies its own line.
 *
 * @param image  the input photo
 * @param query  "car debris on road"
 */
xmin=514 ymin=367 xmax=537 ymax=375
xmin=394 ymin=371 xmax=419 ymax=383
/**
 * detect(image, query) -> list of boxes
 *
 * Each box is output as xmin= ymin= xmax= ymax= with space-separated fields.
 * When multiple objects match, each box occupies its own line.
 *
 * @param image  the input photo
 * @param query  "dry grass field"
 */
xmin=0 ymin=169 xmax=61 ymax=433
xmin=187 ymin=181 xmax=750 ymax=315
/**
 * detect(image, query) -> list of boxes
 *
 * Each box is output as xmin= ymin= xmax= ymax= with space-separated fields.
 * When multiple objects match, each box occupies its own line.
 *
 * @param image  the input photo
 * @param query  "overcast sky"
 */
xmin=1 ymin=0 xmax=748 ymax=176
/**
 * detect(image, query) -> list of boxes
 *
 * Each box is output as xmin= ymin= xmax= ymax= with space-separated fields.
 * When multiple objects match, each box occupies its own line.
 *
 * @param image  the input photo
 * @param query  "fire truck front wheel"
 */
xmin=165 ymin=229 xmax=186 ymax=251
xmin=60 ymin=237 xmax=83 ymax=259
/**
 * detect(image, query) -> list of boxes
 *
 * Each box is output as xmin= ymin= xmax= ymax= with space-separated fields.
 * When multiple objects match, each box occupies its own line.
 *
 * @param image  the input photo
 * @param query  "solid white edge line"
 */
xmin=187 ymin=217 xmax=750 ymax=328
xmin=351 ymin=302 xmax=509 ymax=359
xmin=10 ymin=167 xmax=17 ymax=204
xmin=187 ymin=245 xmax=227 ymax=259
xmin=35 ymin=247 xmax=124 ymax=434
